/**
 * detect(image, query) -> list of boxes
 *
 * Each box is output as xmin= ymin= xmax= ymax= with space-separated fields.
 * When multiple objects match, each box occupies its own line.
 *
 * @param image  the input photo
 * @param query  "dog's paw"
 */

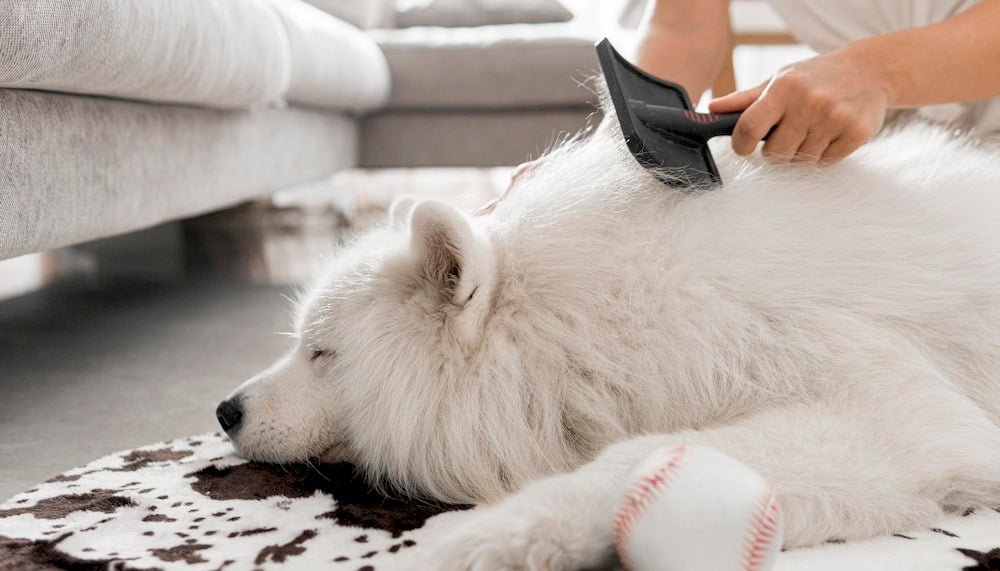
xmin=417 ymin=506 xmax=578 ymax=570
xmin=412 ymin=478 xmax=616 ymax=571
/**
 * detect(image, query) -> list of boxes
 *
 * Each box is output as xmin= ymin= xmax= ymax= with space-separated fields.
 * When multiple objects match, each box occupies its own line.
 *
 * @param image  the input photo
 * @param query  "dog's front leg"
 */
xmin=408 ymin=436 xmax=655 ymax=571
xmin=406 ymin=423 xmax=745 ymax=570
xmin=412 ymin=392 xmax=994 ymax=571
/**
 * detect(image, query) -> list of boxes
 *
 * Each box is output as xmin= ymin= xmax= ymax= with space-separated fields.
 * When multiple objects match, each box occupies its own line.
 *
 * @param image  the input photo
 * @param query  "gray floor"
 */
xmin=0 ymin=277 xmax=291 ymax=500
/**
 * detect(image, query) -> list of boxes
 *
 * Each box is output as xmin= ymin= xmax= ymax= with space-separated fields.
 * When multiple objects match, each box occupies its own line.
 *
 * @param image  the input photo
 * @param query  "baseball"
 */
xmin=614 ymin=444 xmax=783 ymax=571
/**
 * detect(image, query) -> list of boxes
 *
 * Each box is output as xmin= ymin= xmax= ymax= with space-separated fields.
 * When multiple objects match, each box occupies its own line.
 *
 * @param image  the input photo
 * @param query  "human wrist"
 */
xmin=836 ymin=38 xmax=912 ymax=109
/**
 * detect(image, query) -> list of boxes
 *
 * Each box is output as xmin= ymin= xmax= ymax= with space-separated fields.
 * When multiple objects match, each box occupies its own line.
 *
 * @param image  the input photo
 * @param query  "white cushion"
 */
xmin=394 ymin=0 xmax=573 ymax=28
xmin=0 ymin=0 xmax=290 ymax=108
xmin=301 ymin=0 xmax=395 ymax=29
xmin=271 ymin=0 xmax=391 ymax=111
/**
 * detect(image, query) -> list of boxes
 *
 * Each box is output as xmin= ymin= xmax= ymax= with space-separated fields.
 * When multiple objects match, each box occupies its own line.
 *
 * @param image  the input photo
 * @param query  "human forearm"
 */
xmin=634 ymin=0 xmax=731 ymax=98
xmin=707 ymin=0 xmax=1000 ymax=163
xmin=840 ymin=0 xmax=1000 ymax=108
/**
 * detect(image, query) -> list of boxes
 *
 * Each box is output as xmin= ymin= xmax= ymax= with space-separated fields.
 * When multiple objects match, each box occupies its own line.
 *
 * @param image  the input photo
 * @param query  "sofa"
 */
xmin=0 ymin=0 xmax=603 ymax=264
xmin=0 ymin=0 xmax=396 ymax=261
xmin=362 ymin=23 xmax=601 ymax=167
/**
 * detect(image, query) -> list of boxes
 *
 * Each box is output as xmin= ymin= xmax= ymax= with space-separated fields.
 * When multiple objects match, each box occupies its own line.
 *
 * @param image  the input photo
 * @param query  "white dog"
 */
xmin=218 ymin=113 xmax=1000 ymax=569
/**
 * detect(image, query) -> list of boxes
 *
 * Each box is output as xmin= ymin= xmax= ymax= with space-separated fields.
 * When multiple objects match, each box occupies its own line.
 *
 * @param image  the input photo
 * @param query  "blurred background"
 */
xmin=0 ymin=0 xmax=814 ymax=296
xmin=0 ymin=0 xmax=813 ymax=498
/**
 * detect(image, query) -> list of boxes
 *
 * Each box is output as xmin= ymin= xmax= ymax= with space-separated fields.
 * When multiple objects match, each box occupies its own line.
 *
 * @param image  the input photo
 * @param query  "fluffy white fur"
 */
xmin=223 ymin=114 xmax=1000 ymax=569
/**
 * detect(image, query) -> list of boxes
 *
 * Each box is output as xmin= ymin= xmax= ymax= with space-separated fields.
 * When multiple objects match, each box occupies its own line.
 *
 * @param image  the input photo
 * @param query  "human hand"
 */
xmin=709 ymin=50 xmax=893 ymax=163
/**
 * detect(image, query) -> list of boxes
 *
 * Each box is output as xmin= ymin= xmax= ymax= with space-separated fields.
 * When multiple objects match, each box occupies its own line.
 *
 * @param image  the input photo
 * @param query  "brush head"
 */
xmin=596 ymin=38 xmax=722 ymax=188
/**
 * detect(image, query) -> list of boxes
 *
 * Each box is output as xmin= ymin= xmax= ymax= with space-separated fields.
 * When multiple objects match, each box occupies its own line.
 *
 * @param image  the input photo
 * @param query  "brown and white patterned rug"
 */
xmin=2 ymin=432 xmax=1000 ymax=570
xmin=0 ymin=433 xmax=472 ymax=570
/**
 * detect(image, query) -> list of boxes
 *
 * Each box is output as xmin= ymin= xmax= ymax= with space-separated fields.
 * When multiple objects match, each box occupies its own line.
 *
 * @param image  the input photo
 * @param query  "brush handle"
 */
xmin=677 ymin=110 xmax=741 ymax=140
xmin=630 ymin=102 xmax=757 ymax=142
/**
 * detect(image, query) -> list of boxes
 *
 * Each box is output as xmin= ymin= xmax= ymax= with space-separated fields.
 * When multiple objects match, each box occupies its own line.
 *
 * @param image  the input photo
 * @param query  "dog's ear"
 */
xmin=409 ymin=200 xmax=495 ymax=310
xmin=388 ymin=195 xmax=417 ymax=227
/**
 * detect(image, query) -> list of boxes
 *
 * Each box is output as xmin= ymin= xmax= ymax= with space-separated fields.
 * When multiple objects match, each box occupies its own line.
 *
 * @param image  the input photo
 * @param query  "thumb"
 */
xmin=709 ymin=81 xmax=766 ymax=113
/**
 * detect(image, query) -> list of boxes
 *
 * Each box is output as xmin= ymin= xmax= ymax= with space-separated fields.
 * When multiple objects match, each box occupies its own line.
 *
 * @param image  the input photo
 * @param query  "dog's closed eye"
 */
xmin=309 ymin=348 xmax=332 ymax=361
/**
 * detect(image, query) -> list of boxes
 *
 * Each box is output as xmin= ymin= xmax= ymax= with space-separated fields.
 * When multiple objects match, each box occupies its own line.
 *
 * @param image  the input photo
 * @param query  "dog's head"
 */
xmin=217 ymin=196 xmax=535 ymax=502
xmin=216 ymin=118 xmax=676 ymax=503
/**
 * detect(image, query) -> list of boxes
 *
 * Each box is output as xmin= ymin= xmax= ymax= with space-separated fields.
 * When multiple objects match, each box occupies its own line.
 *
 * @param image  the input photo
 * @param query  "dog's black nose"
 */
xmin=215 ymin=397 xmax=243 ymax=433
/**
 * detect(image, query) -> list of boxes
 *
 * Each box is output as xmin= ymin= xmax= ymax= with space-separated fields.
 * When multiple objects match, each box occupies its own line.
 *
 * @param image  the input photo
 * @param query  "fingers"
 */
xmin=801 ymin=94 xmax=863 ymax=163
xmin=713 ymin=56 xmax=884 ymax=163
xmin=730 ymin=77 xmax=868 ymax=163
xmin=729 ymin=82 xmax=784 ymax=156
xmin=793 ymin=131 xmax=835 ymax=163
xmin=709 ymin=82 xmax=766 ymax=113
xmin=712 ymin=82 xmax=777 ymax=157
xmin=820 ymin=130 xmax=867 ymax=163
xmin=760 ymin=114 xmax=810 ymax=163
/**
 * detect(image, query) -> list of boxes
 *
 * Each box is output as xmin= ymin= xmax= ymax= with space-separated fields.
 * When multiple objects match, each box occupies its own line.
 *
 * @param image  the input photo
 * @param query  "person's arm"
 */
xmin=710 ymin=0 xmax=1000 ymax=163
xmin=634 ymin=0 xmax=732 ymax=99
xmin=845 ymin=0 xmax=1000 ymax=107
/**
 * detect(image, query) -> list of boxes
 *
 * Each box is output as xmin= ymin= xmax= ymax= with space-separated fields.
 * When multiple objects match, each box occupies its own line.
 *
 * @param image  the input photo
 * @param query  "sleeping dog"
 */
xmin=216 ymin=110 xmax=1000 ymax=569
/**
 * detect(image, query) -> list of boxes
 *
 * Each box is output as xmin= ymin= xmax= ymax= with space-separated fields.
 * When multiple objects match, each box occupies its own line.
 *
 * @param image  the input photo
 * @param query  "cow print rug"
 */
xmin=2 ymin=432 xmax=1000 ymax=570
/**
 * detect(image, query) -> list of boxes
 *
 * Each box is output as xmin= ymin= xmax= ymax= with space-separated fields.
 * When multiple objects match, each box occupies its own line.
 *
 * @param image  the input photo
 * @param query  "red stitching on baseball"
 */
xmin=741 ymin=486 xmax=781 ymax=571
xmin=613 ymin=444 xmax=687 ymax=571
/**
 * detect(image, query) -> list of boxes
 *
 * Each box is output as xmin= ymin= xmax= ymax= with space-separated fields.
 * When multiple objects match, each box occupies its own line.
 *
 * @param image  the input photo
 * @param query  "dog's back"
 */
xmin=488 ymin=124 xmax=1000 ymax=432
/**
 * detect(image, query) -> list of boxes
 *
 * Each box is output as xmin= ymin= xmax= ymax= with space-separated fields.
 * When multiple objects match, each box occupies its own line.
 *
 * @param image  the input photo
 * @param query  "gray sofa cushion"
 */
xmin=361 ymin=106 xmax=597 ymax=167
xmin=370 ymin=23 xmax=598 ymax=109
xmin=0 ymin=0 xmax=389 ymax=111
xmin=0 ymin=89 xmax=358 ymax=260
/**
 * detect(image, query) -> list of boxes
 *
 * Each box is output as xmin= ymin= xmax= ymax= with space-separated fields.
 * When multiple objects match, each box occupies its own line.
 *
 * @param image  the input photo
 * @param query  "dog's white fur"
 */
xmin=225 ymin=117 xmax=1000 ymax=569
